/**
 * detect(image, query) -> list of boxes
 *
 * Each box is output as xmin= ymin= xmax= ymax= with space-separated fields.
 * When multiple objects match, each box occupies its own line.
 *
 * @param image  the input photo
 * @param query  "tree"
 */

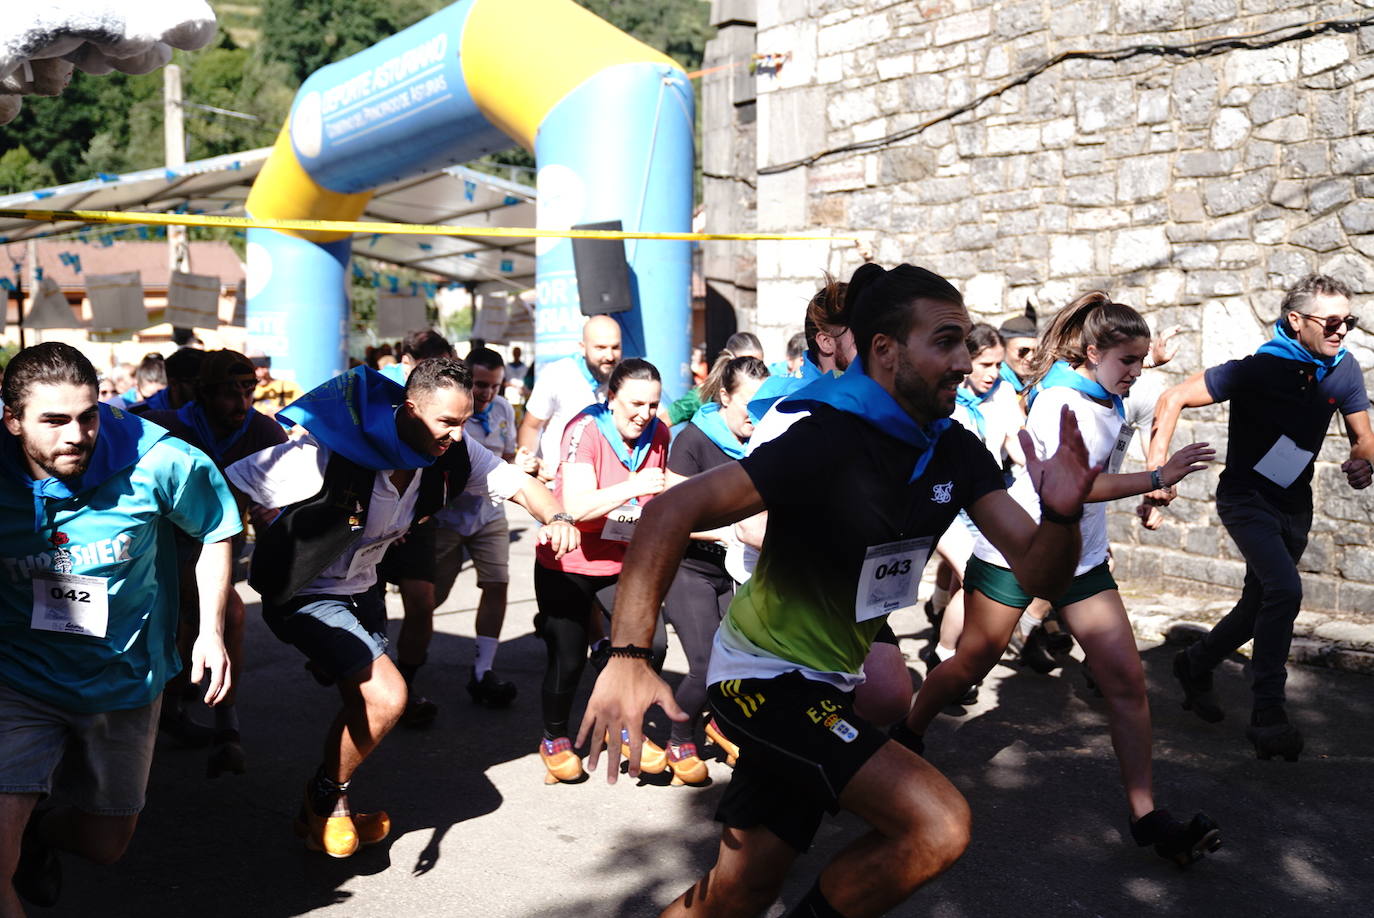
xmin=0 ymin=146 xmax=57 ymax=195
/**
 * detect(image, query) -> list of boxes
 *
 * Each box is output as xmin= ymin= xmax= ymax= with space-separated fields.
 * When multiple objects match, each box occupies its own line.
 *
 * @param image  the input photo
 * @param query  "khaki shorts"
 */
xmin=434 ymin=515 xmax=511 ymax=606
xmin=0 ymin=682 xmax=162 ymax=816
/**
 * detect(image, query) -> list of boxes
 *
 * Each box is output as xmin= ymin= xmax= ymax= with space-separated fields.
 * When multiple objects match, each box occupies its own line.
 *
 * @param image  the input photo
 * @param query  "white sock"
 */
xmin=931 ymin=583 xmax=950 ymax=611
xmin=1016 ymin=611 xmax=1039 ymax=640
xmin=474 ymin=636 xmax=499 ymax=678
xmin=935 ymin=643 xmax=957 ymax=662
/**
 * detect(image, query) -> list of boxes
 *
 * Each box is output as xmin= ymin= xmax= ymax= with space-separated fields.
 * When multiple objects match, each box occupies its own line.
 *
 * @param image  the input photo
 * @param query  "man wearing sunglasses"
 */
xmin=996 ymin=311 xmax=1039 ymax=394
xmin=1146 ymin=274 xmax=1373 ymax=761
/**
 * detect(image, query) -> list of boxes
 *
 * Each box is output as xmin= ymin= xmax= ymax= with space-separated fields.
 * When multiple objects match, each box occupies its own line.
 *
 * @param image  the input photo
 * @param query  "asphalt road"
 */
xmin=31 ymin=509 xmax=1374 ymax=917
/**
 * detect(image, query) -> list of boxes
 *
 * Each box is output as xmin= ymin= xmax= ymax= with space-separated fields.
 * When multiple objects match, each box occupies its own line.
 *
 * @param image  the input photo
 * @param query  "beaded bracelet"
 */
xmin=608 ymin=644 xmax=654 ymax=661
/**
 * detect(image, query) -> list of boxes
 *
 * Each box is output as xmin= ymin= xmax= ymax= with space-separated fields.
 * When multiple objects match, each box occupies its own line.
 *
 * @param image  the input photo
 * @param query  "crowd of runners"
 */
xmin=0 ymin=264 xmax=1369 ymax=917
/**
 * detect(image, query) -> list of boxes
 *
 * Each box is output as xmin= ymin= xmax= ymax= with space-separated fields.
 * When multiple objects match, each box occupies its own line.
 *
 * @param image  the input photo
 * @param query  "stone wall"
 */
xmin=710 ymin=0 xmax=1374 ymax=616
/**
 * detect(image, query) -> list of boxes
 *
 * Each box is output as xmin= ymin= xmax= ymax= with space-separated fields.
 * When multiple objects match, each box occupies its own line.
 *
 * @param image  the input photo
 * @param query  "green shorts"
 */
xmin=964 ymin=555 xmax=1117 ymax=610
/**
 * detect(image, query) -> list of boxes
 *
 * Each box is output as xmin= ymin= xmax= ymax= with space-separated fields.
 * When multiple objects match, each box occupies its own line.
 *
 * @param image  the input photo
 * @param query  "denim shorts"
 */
xmin=262 ymin=588 xmax=390 ymax=681
xmin=0 ymin=682 xmax=162 ymax=816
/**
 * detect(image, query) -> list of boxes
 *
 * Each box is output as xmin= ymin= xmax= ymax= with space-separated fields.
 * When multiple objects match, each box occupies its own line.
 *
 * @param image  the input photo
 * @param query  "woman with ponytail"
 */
xmin=897 ymin=291 xmax=1225 ymax=866
xmin=659 ymin=355 xmax=771 ymax=784
xmin=666 ymin=332 xmax=764 ymax=425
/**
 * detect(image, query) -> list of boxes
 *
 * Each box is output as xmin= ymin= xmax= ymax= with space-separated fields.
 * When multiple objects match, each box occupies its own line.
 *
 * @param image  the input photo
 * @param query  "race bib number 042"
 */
xmin=31 ymin=571 xmax=110 ymax=638
xmin=854 ymin=536 xmax=933 ymax=623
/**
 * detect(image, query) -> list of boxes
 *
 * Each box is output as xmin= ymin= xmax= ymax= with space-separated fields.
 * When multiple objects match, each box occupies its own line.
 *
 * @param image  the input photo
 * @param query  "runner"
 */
xmin=579 ymin=263 xmax=1097 ymax=917
xmin=535 ymin=358 xmax=671 ymax=785
xmin=387 ymin=347 xmax=577 ymax=727
xmin=145 ymin=350 xmax=289 ymax=776
xmin=732 ymin=277 xmax=916 ymax=732
xmin=667 ymin=332 xmax=763 ymax=427
xmin=517 ymin=315 xmax=622 ymax=480
xmin=922 ymin=323 xmax=1024 ymax=705
xmin=226 ymin=358 xmax=574 ymax=857
xmin=1148 ymin=274 xmax=1372 ymax=760
xmin=900 ymin=291 xmax=1222 ymax=867
xmin=661 ymin=355 xmax=769 ymax=785
xmin=0 ymin=342 xmax=238 ymax=912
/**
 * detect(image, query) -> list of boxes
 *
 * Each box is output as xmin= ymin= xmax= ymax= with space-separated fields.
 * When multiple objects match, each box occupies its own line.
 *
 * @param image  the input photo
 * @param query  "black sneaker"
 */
xmin=401 ymin=696 xmax=439 ymax=728
xmin=1019 ymin=625 xmax=1061 ymax=674
xmin=467 ymin=670 xmax=517 ymax=708
xmin=14 ymin=810 xmax=61 ymax=907
xmin=1130 ymin=808 xmax=1222 ymax=868
xmin=1247 ymin=707 xmax=1303 ymax=761
xmin=1173 ymin=651 xmax=1224 ymax=723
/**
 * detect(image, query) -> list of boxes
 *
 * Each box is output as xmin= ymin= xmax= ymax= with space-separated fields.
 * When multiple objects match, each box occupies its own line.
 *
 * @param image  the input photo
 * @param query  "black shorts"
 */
xmin=708 ymin=671 xmax=889 ymax=853
xmin=376 ymin=519 xmax=437 ymax=585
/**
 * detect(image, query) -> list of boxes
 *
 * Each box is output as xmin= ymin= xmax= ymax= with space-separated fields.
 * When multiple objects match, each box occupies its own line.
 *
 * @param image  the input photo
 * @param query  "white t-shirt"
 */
xmin=436 ymin=396 xmax=519 ymax=536
xmin=226 ymin=431 xmax=524 ymax=595
xmin=724 ymin=400 xmax=809 ymax=583
xmin=952 ymin=382 xmax=1021 ymax=462
xmin=504 ymin=361 xmax=528 ymax=405
xmin=524 ymin=356 xmax=605 ymax=462
xmin=973 ymin=386 xmax=1127 ymax=577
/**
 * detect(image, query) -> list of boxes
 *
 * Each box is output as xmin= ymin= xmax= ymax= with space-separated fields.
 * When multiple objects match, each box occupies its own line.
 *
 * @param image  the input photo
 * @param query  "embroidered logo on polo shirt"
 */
xmin=931 ymin=481 xmax=954 ymax=504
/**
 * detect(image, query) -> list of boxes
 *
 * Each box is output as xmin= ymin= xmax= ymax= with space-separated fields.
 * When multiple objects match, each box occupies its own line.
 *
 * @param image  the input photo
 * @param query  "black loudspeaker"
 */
xmin=572 ymin=220 xmax=633 ymax=315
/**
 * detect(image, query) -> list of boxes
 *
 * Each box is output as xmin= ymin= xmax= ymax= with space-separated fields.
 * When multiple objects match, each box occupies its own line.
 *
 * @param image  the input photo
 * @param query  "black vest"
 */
xmin=250 ymin=442 xmax=473 ymax=607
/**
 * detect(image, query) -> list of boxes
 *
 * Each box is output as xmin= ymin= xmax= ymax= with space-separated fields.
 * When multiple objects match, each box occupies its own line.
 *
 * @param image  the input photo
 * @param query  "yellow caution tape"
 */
xmin=0 ymin=208 xmax=854 ymax=243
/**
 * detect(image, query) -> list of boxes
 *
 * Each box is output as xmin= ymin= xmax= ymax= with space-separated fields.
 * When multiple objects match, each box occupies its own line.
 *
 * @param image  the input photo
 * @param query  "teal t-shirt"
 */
xmin=0 ymin=432 xmax=242 ymax=713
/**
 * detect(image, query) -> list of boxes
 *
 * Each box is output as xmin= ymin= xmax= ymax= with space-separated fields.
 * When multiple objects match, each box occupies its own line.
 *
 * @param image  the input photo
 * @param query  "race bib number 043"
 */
xmin=31 ymin=571 xmax=110 ymax=638
xmin=855 ymin=536 xmax=933 ymax=623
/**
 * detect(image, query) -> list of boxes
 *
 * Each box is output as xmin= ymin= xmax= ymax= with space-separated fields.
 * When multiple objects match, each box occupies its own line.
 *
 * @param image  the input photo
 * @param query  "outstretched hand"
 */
xmin=576 ymin=658 xmax=687 ymax=784
xmin=1023 ymin=405 xmax=1101 ymax=516
xmin=1161 ymin=441 xmax=1214 ymax=487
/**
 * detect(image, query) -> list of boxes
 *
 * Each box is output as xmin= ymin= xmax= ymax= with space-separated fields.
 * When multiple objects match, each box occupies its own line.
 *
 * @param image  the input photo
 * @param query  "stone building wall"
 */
xmin=707 ymin=0 xmax=1374 ymax=616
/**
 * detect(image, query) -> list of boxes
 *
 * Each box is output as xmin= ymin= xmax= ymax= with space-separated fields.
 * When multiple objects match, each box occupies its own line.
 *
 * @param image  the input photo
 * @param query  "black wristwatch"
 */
xmin=550 ymin=512 xmax=575 ymax=524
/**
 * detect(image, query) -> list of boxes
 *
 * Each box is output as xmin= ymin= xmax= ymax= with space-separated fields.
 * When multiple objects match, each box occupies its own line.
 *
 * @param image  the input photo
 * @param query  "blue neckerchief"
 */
xmin=470 ymin=403 xmax=492 ymax=435
xmin=1030 ymin=361 xmax=1124 ymax=419
xmin=380 ymin=362 xmax=406 ymax=384
xmin=141 ymin=388 xmax=172 ymax=411
xmin=0 ymin=402 xmax=168 ymax=531
xmin=998 ymin=362 xmax=1026 ymax=393
xmin=747 ymin=375 xmax=807 ymax=424
xmin=177 ymin=400 xmax=251 ymax=466
xmin=278 ymin=365 xmax=435 ymax=471
xmin=576 ymin=357 xmax=600 ymax=391
xmin=795 ymin=358 xmax=823 ymax=381
xmin=689 ymin=402 xmax=746 ymax=460
xmin=585 ymin=402 xmax=659 ymax=471
xmin=1255 ymin=319 xmax=1347 ymax=382
xmin=781 ymin=359 xmax=952 ymax=482
xmin=954 ymin=378 xmax=1000 ymax=440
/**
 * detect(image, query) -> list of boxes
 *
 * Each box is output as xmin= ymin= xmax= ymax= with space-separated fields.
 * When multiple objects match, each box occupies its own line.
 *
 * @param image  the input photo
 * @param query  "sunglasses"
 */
xmin=1297 ymin=313 xmax=1358 ymax=335
xmin=1015 ymin=346 xmax=1036 ymax=359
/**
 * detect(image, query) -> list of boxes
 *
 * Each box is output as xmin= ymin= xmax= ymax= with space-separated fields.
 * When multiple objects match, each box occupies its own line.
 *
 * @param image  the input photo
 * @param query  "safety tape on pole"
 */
xmin=0 ymin=208 xmax=855 ymax=243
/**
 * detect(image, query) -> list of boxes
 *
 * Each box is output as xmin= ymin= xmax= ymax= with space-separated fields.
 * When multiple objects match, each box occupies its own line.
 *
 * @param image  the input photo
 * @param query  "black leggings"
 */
xmin=662 ymin=559 xmax=733 ymax=745
xmin=533 ymin=563 xmax=667 ymax=739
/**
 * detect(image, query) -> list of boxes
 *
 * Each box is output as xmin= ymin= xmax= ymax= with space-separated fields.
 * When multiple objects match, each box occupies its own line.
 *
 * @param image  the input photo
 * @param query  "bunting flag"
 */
xmin=164 ymin=270 xmax=221 ymax=328
xmin=87 ymin=271 xmax=148 ymax=332
xmin=24 ymin=275 xmax=81 ymax=330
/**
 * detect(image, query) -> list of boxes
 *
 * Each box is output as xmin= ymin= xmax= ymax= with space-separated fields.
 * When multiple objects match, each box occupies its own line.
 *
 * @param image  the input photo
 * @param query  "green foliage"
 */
xmin=575 ymin=0 xmax=711 ymax=72
xmin=258 ymin=0 xmax=451 ymax=86
xmin=0 ymin=0 xmax=710 ymax=198
xmin=0 ymin=146 xmax=57 ymax=195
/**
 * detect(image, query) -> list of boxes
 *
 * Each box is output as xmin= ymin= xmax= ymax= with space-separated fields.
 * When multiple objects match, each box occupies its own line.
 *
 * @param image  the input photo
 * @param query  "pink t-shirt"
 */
xmin=536 ymin=410 xmax=670 ymax=576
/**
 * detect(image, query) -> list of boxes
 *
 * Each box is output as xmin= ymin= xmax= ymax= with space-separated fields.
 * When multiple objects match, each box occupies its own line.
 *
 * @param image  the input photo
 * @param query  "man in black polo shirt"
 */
xmin=1149 ymin=274 xmax=1373 ymax=760
xmin=578 ymin=264 xmax=1098 ymax=918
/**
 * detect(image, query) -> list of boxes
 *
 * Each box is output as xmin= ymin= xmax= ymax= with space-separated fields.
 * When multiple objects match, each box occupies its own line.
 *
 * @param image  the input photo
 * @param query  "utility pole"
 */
xmin=164 ymin=64 xmax=188 ymax=274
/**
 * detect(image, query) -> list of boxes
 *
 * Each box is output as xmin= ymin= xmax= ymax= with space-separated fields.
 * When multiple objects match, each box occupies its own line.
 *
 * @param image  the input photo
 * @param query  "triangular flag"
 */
xmin=24 ymin=276 xmax=82 ymax=330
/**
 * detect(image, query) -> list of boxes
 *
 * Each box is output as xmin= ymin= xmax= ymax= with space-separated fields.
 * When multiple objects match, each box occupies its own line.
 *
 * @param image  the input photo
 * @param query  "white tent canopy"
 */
xmin=0 ymin=148 xmax=536 ymax=293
